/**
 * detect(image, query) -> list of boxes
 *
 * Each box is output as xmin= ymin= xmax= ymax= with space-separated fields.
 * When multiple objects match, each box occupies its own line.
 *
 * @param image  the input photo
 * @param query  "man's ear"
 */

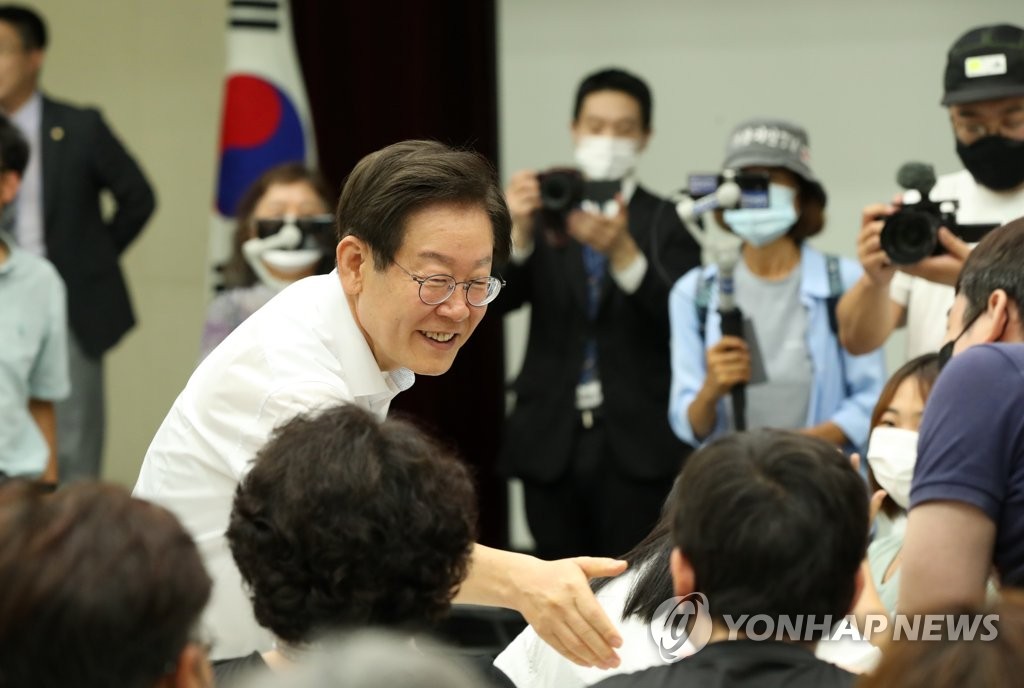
xmin=984 ymin=289 xmax=1013 ymax=343
xmin=0 ymin=170 xmax=20 ymax=206
xmin=636 ymin=129 xmax=651 ymax=153
xmin=336 ymin=235 xmax=370 ymax=295
xmin=159 ymin=643 xmax=213 ymax=688
xmin=670 ymin=547 xmax=696 ymax=598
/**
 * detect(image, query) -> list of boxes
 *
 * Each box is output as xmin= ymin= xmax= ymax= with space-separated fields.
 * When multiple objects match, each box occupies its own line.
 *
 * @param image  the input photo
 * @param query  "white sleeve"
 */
xmin=889 ymin=271 xmax=913 ymax=307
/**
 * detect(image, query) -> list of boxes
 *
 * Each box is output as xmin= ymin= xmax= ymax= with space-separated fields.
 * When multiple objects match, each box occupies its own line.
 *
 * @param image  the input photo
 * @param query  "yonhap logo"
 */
xmin=650 ymin=593 xmax=712 ymax=662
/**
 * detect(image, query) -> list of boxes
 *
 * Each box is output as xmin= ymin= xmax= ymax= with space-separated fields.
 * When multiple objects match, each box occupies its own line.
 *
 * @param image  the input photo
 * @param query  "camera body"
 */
xmin=536 ymin=168 xmax=621 ymax=236
xmin=880 ymin=163 xmax=998 ymax=265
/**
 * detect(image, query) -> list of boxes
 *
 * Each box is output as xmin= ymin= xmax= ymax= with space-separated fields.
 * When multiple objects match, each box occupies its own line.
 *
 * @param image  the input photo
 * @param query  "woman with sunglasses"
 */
xmin=200 ymin=164 xmax=336 ymax=360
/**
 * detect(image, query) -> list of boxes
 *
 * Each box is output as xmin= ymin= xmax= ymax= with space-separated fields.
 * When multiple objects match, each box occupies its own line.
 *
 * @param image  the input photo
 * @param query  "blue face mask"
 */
xmin=723 ymin=183 xmax=798 ymax=247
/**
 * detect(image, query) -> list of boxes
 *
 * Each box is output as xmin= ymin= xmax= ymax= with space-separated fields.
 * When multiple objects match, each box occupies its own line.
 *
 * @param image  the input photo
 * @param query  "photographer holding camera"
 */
xmin=498 ymin=68 xmax=700 ymax=560
xmin=838 ymin=23 xmax=1024 ymax=360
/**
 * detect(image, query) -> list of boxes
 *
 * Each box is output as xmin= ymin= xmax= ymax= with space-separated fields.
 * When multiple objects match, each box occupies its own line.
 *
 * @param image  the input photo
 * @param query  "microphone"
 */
xmin=896 ymin=162 xmax=937 ymax=196
xmin=716 ymin=251 xmax=746 ymax=431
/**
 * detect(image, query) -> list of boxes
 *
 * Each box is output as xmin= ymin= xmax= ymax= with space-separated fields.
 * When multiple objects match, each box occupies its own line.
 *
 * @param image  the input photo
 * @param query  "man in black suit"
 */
xmin=0 ymin=5 xmax=156 ymax=481
xmin=500 ymin=68 xmax=699 ymax=560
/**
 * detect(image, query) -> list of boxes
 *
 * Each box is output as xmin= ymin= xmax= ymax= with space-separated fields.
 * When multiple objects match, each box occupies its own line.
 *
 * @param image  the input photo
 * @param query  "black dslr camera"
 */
xmin=880 ymin=163 xmax=998 ymax=265
xmin=536 ymin=168 xmax=620 ymax=237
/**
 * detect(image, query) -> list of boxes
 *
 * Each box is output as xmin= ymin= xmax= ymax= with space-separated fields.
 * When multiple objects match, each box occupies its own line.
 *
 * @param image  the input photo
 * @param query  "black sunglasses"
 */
xmin=254 ymin=214 xmax=335 ymax=239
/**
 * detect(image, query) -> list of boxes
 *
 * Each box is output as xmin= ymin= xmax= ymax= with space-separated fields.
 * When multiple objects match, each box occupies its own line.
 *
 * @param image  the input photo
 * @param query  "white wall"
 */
xmin=37 ymin=0 xmax=225 ymax=485
xmin=497 ymin=0 xmax=1019 ymax=546
xmin=498 ymin=0 xmax=1019 ymax=376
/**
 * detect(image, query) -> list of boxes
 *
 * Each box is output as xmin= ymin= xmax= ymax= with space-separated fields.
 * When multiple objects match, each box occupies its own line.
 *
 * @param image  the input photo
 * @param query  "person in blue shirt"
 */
xmin=669 ymin=118 xmax=886 ymax=452
xmin=0 ymin=112 xmax=67 ymax=482
xmin=901 ymin=215 xmax=1024 ymax=612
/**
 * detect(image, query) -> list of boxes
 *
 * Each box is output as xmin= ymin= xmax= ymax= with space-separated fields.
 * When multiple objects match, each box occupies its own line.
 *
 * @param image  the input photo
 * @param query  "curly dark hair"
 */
xmin=227 ymin=404 xmax=478 ymax=644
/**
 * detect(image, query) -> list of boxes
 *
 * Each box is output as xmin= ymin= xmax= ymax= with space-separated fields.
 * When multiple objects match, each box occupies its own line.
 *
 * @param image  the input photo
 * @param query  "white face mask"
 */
xmin=573 ymin=135 xmax=639 ymax=181
xmin=261 ymin=248 xmax=323 ymax=273
xmin=866 ymin=427 xmax=919 ymax=510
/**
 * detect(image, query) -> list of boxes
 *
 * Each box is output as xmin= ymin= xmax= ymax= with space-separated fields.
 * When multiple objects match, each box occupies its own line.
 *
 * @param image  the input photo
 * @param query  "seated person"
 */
xmin=0 ymin=113 xmax=68 ymax=484
xmin=592 ymin=430 xmax=867 ymax=687
xmin=200 ymin=163 xmax=335 ymax=359
xmin=863 ymin=353 xmax=939 ymax=611
xmin=0 ymin=480 xmax=213 ymax=688
xmin=213 ymin=403 xmax=478 ymax=685
xmin=669 ymin=118 xmax=886 ymax=452
xmin=495 ymin=441 xmax=878 ymax=687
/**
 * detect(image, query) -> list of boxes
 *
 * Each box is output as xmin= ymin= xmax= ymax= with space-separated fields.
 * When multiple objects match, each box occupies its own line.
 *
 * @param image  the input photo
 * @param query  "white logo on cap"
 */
xmin=731 ymin=126 xmax=808 ymax=159
xmin=965 ymin=53 xmax=1008 ymax=79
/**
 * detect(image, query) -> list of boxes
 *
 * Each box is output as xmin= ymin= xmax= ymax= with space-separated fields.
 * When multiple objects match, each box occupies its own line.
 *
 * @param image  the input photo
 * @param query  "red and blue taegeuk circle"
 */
xmin=215 ymin=74 xmax=307 ymax=216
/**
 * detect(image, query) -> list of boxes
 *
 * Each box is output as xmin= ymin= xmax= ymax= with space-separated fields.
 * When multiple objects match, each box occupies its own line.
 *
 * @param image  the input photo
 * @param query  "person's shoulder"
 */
xmin=931 ymin=169 xmax=975 ymax=198
xmin=592 ymin=663 xmax=675 ymax=688
xmin=12 ymin=249 xmax=62 ymax=289
xmin=944 ymin=343 xmax=1024 ymax=380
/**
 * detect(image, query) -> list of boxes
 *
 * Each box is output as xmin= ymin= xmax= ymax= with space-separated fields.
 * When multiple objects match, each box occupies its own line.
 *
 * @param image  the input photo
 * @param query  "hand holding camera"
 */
xmin=505 ymin=169 xmax=542 ymax=250
xmin=859 ymin=162 xmax=994 ymax=287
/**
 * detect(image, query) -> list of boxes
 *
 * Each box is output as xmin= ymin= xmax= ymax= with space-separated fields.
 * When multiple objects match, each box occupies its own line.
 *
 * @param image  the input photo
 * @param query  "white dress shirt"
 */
xmin=8 ymin=91 xmax=45 ymax=256
xmin=134 ymin=272 xmax=414 ymax=658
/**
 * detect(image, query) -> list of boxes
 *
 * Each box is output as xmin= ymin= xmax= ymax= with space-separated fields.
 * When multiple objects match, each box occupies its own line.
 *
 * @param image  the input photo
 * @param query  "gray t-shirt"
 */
xmin=735 ymin=260 xmax=812 ymax=431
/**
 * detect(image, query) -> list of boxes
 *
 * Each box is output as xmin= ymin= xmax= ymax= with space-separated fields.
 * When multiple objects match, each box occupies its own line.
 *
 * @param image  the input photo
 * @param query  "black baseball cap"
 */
xmin=942 ymin=23 xmax=1024 ymax=106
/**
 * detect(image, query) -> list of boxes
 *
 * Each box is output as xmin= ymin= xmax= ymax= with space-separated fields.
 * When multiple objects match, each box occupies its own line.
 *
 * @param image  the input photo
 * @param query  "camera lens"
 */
xmin=539 ymin=170 xmax=583 ymax=213
xmin=879 ymin=209 xmax=940 ymax=265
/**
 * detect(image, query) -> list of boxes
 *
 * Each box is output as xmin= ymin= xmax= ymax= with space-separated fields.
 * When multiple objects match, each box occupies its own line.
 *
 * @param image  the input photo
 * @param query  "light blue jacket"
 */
xmin=668 ymin=244 xmax=886 ymax=452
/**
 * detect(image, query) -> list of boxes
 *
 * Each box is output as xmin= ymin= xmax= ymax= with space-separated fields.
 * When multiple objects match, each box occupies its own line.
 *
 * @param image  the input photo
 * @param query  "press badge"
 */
xmin=575 ymin=380 xmax=604 ymax=410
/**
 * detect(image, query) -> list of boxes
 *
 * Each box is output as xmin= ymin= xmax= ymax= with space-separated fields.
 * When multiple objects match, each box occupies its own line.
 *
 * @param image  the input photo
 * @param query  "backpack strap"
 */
xmin=695 ymin=270 xmax=716 ymax=342
xmin=825 ymin=254 xmax=842 ymax=338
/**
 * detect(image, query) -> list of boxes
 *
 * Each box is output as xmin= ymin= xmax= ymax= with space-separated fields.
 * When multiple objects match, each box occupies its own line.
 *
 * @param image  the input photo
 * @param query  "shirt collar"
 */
xmin=798 ymin=243 xmax=833 ymax=298
xmin=316 ymin=271 xmax=416 ymax=399
xmin=9 ymin=90 xmax=41 ymax=130
xmin=0 ymin=231 xmax=16 ymax=275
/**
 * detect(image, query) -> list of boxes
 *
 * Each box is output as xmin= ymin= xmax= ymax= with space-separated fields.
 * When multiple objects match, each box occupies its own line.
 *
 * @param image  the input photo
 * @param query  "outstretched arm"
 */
xmin=455 ymin=544 xmax=627 ymax=668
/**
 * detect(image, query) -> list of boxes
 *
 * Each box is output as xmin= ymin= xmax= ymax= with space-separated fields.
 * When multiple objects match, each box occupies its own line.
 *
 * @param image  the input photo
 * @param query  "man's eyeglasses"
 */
xmin=393 ymin=262 xmax=504 ymax=307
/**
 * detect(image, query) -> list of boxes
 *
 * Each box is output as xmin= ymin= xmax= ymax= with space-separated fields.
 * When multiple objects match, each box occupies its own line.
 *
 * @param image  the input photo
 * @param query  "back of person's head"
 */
xmin=242 ymin=630 xmax=486 ymax=688
xmin=222 ymin=162 xmax=335 ymax=288
xmin=336 ymin=140 xmax=511 ymax=270
xmin=227 ymin=403 xmax=478 ymax=645
xmin=0 ymin=480 xmax=213 ymax=688
xmin=0 ymin=4 xmax=46 ymax=51
xmin=573 ymin=68 xmax=653 ymax=131
xmin=957 ymin=217 xmax=1024 ymax=325
xmin=671 ymin=430 xmax=868 ymax=627
xmin=858 ymin=593 xmax=1024 ymax=687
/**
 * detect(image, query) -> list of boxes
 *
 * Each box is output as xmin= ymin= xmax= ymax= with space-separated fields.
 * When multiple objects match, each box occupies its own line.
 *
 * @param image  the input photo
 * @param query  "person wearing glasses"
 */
xmin=134 ymin=140 xmax=629 ymax=671
xmin=499 ymin=68 xmax=700 ymax=561
xmin=837 ymin=23 xmax=1024 ymax=363
xmin=199 ymin=163 xmax=336 ymax=361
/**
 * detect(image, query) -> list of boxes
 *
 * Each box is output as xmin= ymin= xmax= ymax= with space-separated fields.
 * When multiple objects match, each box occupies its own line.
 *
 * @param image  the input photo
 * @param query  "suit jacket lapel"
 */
xmin=40 ymin=96 xmax=62 ymax=230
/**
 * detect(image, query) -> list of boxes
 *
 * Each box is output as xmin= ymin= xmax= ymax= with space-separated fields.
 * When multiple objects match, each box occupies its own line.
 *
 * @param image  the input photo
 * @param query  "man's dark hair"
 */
xmin=957 ymin=217 xmax=1024 ymax=326
xmin=336 ymin=140 xmax=511 ymax=270
xmin=0 ymin=5 xmax=47 ymax=51
xmin=573 ymin=68 xmax=653 ymax=132
xmin=0 ymin=480 xmax=212 ymax=688
xmin=0 ymin=111 xmax=29 ymax=175
xmin=671 ymin=430 xmax=868 ymax=629
xmin=227 ymin=403 xmax=478 ymax=645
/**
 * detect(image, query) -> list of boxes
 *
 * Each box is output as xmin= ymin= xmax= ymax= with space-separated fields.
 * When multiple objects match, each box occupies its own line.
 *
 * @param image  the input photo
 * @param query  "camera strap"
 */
xmin=694 ymin=254 xmax=843 ymax=343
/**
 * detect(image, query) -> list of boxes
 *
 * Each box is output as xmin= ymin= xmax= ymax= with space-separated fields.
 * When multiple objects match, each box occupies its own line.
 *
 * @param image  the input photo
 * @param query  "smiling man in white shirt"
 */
xmin=134 ymin=140 xmax=627 ymax=668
